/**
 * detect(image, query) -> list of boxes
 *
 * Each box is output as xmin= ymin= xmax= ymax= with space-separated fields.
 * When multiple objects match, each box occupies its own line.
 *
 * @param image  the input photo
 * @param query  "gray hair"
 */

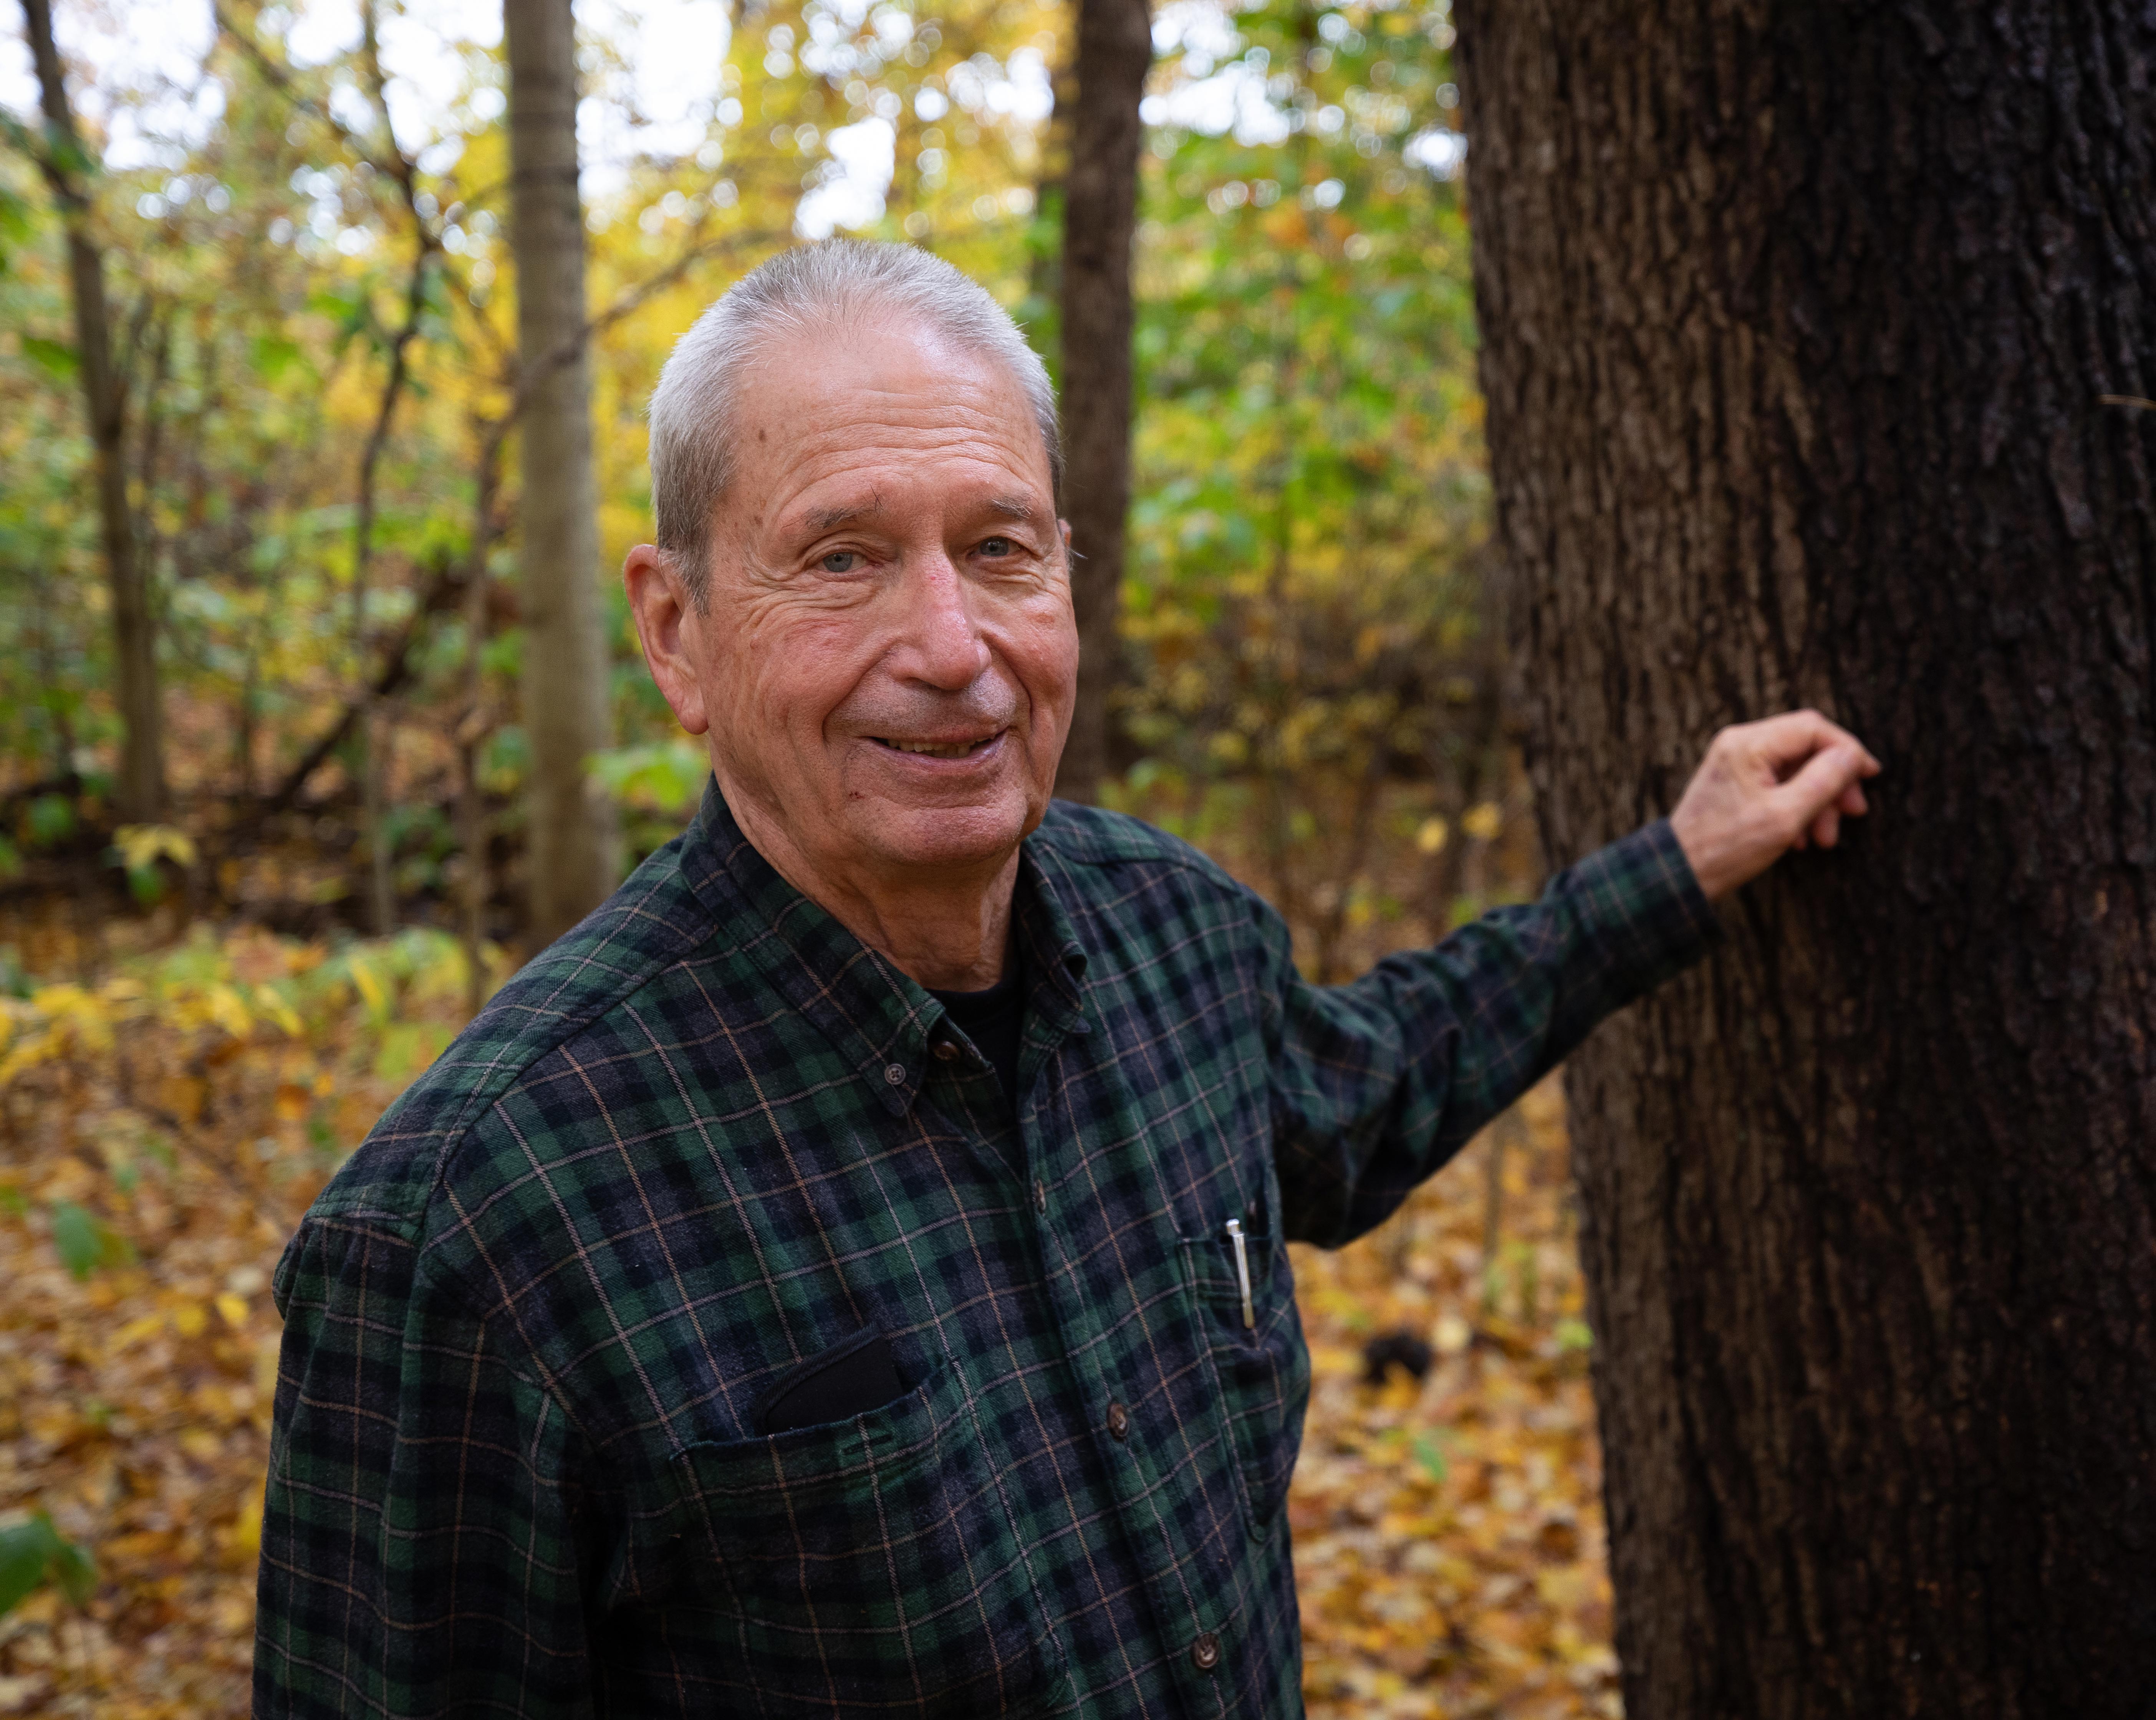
xmin=647 ymin=239 xmax=1062 ymax=602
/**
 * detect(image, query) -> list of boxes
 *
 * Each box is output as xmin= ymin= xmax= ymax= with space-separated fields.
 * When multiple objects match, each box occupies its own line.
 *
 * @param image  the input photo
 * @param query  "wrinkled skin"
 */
xmin=625 ymin=316 xmax=1073 ymax=989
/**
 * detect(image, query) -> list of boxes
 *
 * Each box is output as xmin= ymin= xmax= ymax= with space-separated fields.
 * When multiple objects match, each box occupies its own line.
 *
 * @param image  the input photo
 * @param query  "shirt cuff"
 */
xmin=1562 ymin=817 xmax=1724 ymax=996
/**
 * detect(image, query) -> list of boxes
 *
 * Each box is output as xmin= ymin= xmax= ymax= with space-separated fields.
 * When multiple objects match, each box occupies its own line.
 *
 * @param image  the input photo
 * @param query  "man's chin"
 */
xmin=858 ymin=794 xmax=1036 ymax=873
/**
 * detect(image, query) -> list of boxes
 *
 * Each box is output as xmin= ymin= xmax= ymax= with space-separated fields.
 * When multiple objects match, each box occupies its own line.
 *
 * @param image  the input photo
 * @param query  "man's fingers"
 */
xmin=1773 ymin=743 xmax=1868 ymax=838
xmin=1810 ymin=806 xmax=1841 ymax=848
xmin=1746 ymin=709 xmax=1848 ymax=768
xmin=1742 ymin=709 xmax=1883 ymax=778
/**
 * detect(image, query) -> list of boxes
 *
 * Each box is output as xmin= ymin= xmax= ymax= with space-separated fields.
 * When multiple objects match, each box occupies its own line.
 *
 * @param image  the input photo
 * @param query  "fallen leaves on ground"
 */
xmin=1290 ymin=1084 xmax=1620 ymax=1719
xmin=1 ymin=926 xmax=1619 ymax=1717
xmin=0 ymin=925 xmax=470 ymax=1718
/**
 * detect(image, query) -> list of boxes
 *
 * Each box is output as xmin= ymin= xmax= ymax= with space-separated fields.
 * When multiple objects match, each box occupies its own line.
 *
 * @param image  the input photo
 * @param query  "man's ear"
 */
xmin=623 ymin=544 xmax=710 ymax=736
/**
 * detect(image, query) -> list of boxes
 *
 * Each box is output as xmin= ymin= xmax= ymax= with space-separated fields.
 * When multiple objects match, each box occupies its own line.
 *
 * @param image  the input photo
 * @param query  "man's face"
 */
xmin=638 ymin=317 xmax=1075 ymax=893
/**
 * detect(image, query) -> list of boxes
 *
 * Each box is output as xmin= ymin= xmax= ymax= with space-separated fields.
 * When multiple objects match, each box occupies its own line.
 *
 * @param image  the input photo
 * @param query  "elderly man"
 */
xmin=254 ymin=240 xmax=1876 ymax=1720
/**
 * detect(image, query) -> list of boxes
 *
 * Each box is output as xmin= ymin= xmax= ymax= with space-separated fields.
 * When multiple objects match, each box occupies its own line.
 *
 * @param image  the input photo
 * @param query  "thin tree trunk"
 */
xmin=23 ymin=0 xmax=162 ymax=822
xmin=361 ymin=705 xmax=396 ymax=935
xmin=1053 ymin=0 xmax=1151 ymax=803
xmin=1477 ymin=1105 xmax=1524 ymax=1321
xmin=1458 ymin=3 xmax=2156 ymax=1714
xmin=346 ymin=0 xmax=434 ymax=938
xmin=1310 ymin=729 xmax=1387 ymax=984
xmin=506 ymin=0 xmax=619 ymax=943
xmin=348 ymin=238 xmax=424 ymax=938
xmin=237 ymin=639 xmax=259 ymax=799
xmin=459 ymin=417 xmax=508 ymax=1016
xmin=1023 ymin=36 xmax=1077 ymax=334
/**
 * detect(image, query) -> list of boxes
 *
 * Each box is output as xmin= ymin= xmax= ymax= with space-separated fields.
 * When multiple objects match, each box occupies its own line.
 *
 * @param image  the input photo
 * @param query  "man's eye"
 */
xmin=978 ymin=537 xmax=1012 ymax=557
xmin=820 ymin=550 xmax=860 ymax=574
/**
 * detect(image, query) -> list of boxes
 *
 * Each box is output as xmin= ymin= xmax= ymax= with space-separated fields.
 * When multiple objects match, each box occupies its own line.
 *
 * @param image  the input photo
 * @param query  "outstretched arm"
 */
xmin=1268 ymin=708 xmax=1880 ymax=1247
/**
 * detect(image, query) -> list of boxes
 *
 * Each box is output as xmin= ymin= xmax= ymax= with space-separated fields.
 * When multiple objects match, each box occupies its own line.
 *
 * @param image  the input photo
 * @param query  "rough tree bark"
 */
xmin=23 ymin=0 xmax=163 ymax=822
xmin=1457 ymin=5 xmax=2156 ymax=1715
xmin=1054 ymin=0 xmax=1151 ymax=802
xmin=506 ymin=0 xmax=619 ymax=941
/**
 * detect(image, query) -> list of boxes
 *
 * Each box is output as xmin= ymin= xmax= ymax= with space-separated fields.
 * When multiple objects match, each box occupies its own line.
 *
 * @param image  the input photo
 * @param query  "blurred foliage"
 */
xmin=0 ymin=1511 xmax=97 ymax=1622
xmin=1116 ymin=0 xmax=1502 ymax=982
xmin=0 ymin=0 xmax=1607 ymax=1712
xmin=0 ymin=914 xmax=505 ymax=1713
xmin=0 ymin=0 xmax=1510 ymax=949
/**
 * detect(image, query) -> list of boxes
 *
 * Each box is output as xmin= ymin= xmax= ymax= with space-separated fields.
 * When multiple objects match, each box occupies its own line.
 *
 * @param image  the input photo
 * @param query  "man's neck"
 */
xmin=723 ymin=788 xmax=1018 ymax=992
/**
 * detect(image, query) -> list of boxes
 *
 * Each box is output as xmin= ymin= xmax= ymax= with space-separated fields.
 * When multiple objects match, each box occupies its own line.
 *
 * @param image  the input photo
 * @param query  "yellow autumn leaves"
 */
xmin=1416 ymin=799 xmax=1504 ymax=857
xmin=1291 ymin=1080 xmax=1621 ymax=1719
xmin=1 ymin=916 xmax=1620 ymax=1718
xmin=0 ymin=921 xmax=474 ymax=1717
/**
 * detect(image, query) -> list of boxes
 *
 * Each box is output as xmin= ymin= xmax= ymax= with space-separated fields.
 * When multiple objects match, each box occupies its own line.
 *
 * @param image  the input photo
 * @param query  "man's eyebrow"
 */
xmin=805 ymin=498 xmax=884 ymax=533
xmin=985 ymin=495 xmax=1042 ymax=524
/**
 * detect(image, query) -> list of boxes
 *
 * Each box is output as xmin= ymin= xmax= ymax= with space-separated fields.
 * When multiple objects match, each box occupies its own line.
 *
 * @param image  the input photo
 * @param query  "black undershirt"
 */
xmin=928 ymin=959 xmax=1026 ymax=1127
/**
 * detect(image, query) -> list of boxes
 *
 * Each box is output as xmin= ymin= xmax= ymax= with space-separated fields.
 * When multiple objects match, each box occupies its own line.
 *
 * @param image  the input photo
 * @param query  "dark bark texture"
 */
xmin=1456 ymin=4 xmax=2156 ymax=1715
xmin=507 ymin=0 xmax=620 ymax=942
xmin=1055 ymin=0 xmax=1151 ymax=802
xmin=25 ymin=0 xmax=163 ymax=822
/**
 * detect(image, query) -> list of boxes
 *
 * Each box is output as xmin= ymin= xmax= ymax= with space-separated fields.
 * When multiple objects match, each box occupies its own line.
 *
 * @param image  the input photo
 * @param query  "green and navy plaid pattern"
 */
xmin=253 ymin=784 xmax=1717 ymax=1720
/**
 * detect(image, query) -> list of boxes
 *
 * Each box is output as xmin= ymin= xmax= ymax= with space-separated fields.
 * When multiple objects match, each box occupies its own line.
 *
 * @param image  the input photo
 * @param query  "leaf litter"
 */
xmin=0 ymin=924 xmax=1619 ymax=1717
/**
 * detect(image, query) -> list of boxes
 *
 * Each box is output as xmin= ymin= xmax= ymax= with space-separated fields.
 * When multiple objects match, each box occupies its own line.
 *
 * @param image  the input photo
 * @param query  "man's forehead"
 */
xmin=721 ymin=320 xmax=1054 ymax=536
xmin=805 ymin=493 xmax=1042 ymax=531
xmin=741 ymin=316 xmax=1017 ymax=419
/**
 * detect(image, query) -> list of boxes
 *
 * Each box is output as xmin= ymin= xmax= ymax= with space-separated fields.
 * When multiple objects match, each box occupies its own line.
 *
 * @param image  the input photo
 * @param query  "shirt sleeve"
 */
xmin=1265 ymin=818 xmax=1722 ymax=1248
xmin=253 ymin=1208 xmax=599 ymax=1719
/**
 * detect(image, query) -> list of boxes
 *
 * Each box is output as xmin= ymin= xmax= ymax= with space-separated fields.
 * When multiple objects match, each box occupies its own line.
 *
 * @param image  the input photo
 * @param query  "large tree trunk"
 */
xmin=506 ymin=0 xmax=619 ymax=941
xmin=1053 ymin=0 xmax=1151 ymax=803
xmin=1457 ymin=4 xmax=2156 ymax=1715
xmin=24 ymin=0 xmax=163 ymax=823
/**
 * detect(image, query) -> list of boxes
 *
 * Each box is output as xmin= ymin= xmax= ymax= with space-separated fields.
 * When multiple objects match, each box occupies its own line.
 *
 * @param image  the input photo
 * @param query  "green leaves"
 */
xmin=0 ymin=1513 xmax=96 ymax=1618
xmin=49 ymin=1201 xmax=134 ymax=1282
xmin=250 ymin=332 xmax=305 ymax=384
xmin=592 ymin=740 xmax=713 ymax=863
xmin=1117 ymin=0 xmax=1492 ymax=929
xmin=25 ymin=793 xmax=76 ymax=848
xmin=1410 ymin=1429 xmax=1449 ymax=1483
xmin=0 ymin=179 xmax=33 ymax=275
xmin=18 ymin=335 xmax=78 ymax=382
xmin=590 ymin=739 xmax=710 ymax=817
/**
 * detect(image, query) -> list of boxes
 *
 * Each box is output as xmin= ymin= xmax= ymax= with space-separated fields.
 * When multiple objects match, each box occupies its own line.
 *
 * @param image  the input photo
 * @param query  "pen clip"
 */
xmin=1225 ymin=1218 xmax=1254 ymax=1330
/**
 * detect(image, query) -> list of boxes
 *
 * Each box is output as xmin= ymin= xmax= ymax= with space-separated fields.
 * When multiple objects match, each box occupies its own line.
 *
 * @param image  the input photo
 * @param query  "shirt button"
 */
xmin=932 ymin=1039 xmax=960 ymax=1062
xmin=883 ymin=1063 xmax=906 ymax=1085
xmin=1106 ymin=1400 xmax=1129 ymax=1442
xmin=1191 ymin=1631 xmax=1221 ymax=1672
xmin=1033 ymin=1179 xmax=1047 ymax=1215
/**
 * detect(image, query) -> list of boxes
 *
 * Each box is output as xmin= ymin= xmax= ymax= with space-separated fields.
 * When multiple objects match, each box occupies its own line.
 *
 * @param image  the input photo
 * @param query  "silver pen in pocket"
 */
xmin=1224 ymin=1218 xmax=1254 ymax=1330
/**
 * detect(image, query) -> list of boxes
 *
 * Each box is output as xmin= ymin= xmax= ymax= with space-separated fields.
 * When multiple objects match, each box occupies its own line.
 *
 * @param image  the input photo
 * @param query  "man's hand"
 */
xmin=1669 ymin=711 xmax=1881 ymax=901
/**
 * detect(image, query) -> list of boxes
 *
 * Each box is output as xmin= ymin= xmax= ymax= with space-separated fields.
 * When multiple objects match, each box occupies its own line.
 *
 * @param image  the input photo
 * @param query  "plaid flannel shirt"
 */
xmin=254 ymin=784 xmax=1718 ymax=1720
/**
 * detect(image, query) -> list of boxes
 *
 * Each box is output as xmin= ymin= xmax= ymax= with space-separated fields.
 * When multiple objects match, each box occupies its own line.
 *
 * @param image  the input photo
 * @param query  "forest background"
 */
xmin=0 ymin=0 xmax=1624 ymax=1715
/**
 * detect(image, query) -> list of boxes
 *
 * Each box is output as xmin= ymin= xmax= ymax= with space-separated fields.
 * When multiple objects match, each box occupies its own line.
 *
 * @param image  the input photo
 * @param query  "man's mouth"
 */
xmin=870 ymin=733 xmax=1001 ymax=759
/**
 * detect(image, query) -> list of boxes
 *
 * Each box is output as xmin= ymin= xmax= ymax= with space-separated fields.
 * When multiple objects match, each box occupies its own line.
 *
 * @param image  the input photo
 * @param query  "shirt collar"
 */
xmin=677 ymin=779 xmax=1090 ymax=1119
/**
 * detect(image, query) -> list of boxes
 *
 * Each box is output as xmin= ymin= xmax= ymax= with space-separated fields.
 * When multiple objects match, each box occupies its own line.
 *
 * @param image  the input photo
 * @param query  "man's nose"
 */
xmin=891 ymin=551 xmax=992 ymax=690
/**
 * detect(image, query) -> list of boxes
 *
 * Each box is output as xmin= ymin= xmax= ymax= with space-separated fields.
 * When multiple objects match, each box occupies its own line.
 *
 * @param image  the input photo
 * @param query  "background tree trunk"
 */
xmin=1457 ymin=3 xmax=2156 ymax=1715
xmin=1053 ymin=0 xmax=1151 ymax=803
xmin=24 ymin=0 xmax=163 ymax=823
xmin=506 ymin=0 xmax=619 ymax=941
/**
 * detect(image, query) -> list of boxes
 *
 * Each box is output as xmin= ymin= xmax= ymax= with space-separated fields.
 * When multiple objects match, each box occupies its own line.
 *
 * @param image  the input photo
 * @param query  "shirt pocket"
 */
xmin=666 ymin=1358 xmax=1067 ymax=1718
xmin=1179 ymin=1222 xmax=1313 ymax=1534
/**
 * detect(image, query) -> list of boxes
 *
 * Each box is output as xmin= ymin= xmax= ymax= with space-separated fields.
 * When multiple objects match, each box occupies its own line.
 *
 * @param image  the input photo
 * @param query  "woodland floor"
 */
xmin=0 ymin=910 xmax=1618 ymax=1720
